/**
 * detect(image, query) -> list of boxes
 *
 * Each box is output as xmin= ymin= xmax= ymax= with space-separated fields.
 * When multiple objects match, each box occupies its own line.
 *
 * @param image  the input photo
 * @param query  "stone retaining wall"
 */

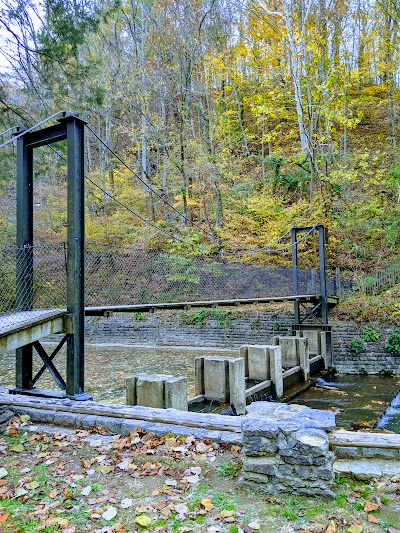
xmin=82 ymin=309 xmax=400 ymax=374
xmin=239 ymin=402 xmax=336 ymax=498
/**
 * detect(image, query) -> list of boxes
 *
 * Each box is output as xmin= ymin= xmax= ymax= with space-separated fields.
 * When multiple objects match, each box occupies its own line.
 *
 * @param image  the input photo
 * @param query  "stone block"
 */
xmin=164 ymin=376 xmax=188 ymax=411
xmin=203 ymin=357 xmax=229 ymax=402
xmin=228 ymin=358 xmax=246 ymax=415
xmin=242 ymin=456 xmax=280 ymax=476
xmin=136 ymin=374 xmax=166 ymax=408
xmin=361 ymin=447 xmax=396 ymax=460
xmin=126 ymin=376 xmax=137 ymax=405
xmin=239 ymin=345 xmax=249 ymax=376
xmin=272 ymin=336 xmax=300 ymax=367
xmin=300 ymin=330 xmax=321 ymax=355
xmin=247 ymin=345 xmax=270 ymax=381
xmin=332 ymin=446 xmax=360 ymax=459
xmin=269 ymin=346 xmax=283 ymax=398
xmin=297 ymin=337 xmax=310 ymax=381
xmin=194 ymin=357 xmax=205 ymax=395
xmin=242 ymin=435 xmax=279 ymax=456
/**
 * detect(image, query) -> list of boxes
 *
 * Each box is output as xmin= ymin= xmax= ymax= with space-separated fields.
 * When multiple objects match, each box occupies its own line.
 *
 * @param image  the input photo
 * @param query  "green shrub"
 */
xmin=384 ymin=330 xmax=400 ymax=356
xmin=349 ymin=337 xmax=364 ymax=355
xmin=362 ymin=326 xmax=380 ymax=342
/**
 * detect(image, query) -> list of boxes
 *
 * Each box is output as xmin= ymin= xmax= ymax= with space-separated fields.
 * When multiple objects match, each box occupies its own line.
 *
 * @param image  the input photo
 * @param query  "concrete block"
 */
xmin=247 ymin=345 xmax=270 ymax=381
xmin=126 ymin=376 xmax=137 ymax=405
xmin=269 ymin=346 xmax=283 ymax=398
xmin=297 ymin=337 xmax=310 ymax=381
xmin=204 ymin=357 xmax=229 ymax=402
xmin=228 ymin=357 xmax=246 ymax=415
xmin=273 ymin=336 xmax=300 ymax=367
xmin=320 ymin=332 xmax=327 ymax=368
xmin=239 ymin=345 xmax=249 ymax=376
xmin=300 ymin=330 xmax=321 ymax=355
xmin=164 ymin=376 xmax=188 ymax=411
xmin=194 ymin=357 xmax=205 ymax=395
xmin=136 ymin=374 xmax=166 ymax=409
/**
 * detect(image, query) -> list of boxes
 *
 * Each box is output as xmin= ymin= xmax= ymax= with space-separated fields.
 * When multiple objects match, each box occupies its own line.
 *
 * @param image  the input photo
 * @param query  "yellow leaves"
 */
xmin=325 ymin=520 xmax=336 ymax=533
xmin=26 ymin=481 xmax=40 ymax=490
xmin=96 ymin=464 xmax=114 ymax=474
xmin=10 ymin=443 xmax=24 ymax=452
xmin=201 ymin=498 xmax=214 ymax=511
xmin=46 ymin=517 xmax=69 ymax=528
xmin=135 ymin=514 xmax=152 ymax=528
xmin=221 ymin=509 xmax=234 ymax=518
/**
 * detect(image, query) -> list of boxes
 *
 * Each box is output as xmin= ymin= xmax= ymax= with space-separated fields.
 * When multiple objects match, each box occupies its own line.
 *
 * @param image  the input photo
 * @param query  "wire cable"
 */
xmin=85 ymin=123 xmax=216 ymax=242
xmin=0 ymin=111 xmax=65 ymax=149
xmin=0 ymin=126 xmax=17 ymax=138
xmin=47 ymin=143 xmax=188 ymax=245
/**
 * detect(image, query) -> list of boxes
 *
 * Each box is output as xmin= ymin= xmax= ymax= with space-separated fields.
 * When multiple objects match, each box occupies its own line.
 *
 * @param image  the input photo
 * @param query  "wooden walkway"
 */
xmin=0 ymin=294 xmax=338 ymax=352
xmin=0 ymin=309 xmax=68 ymax=352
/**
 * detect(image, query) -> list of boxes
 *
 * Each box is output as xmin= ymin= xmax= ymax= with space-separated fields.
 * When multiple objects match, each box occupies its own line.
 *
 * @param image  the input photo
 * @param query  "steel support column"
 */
xmin=63 ymin=115 xmax=85 ymax=397
xmin=291 ymin=226 xmax=300 ymax=324
xmin=16 ymin=129 xmax=33 ymax=389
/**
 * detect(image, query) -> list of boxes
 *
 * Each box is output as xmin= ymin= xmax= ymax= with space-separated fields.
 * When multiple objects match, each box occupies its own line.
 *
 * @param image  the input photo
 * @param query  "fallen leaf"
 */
xmin=164 ymin=479 xmax=177 ymax=486
xmin=367 ymin=515 xmax=378 ymax=524
xmin=135 ymin=514 xmax=151 ymax=528
xmin=10 ymin=443 xmax=24 ymax=452
xmin=0 ymin=514 xmax=10 ymax=523
xmin=120 ymin=498 xmax=133 ymax=509
xmin=102 ymin=506 xmax=118 ymax=521
xmin=96 ymin=465 xmax=114 ymax=474
xmin=325 ymin=521 xmax=336 ymax=533
xmin=248 ymin=520 xmax=260 ymax=530
xmin=347 ymin=526 xmax=362 ymax=533
xmin=363 ymin=500 xmax=380 ymax=512
xmin=14 ymin=487 xmax=28 ymax=498
xmin=26 ymin=481 xmax=40 ymax=490
xmin=81 ymin=486 xmax=92 ymax=496
xmin=186 ymin=474 xmax=200 ymax=484
xmin=221 ymin=509 xmax=234 ymax=518
xmin=0 ymin=468 xmax=8 ymax=479
xmin=46 ymin=518 xmax=69 ymax=528
xmin=201 ymin=498 xmax=213 ymax=511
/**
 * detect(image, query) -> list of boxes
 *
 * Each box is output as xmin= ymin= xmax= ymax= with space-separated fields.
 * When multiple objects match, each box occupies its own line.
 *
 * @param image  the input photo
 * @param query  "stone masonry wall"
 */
xmin=240 ymin=402 xmax=336 ymax=498
xmin=81 ymin=309 xmax=400 ymax=374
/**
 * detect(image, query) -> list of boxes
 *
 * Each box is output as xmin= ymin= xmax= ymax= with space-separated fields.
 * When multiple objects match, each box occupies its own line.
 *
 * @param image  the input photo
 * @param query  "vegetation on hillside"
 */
xmin=0 ymin=0 xmax=399 ymax=273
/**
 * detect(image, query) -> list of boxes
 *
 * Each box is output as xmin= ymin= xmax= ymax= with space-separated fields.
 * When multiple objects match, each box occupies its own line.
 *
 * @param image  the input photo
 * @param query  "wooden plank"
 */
xmin=0 ymin=316 xmax=66 ymax=353
xmin=84 ymin=295 xmax=319 ymax=315
xmin=0 ymin=310 xmax=66 ymax=337
xmin=328 ymin=429 xmax=400 ymax=449
xmin=0 ymin=393 xmax=242 ymax=432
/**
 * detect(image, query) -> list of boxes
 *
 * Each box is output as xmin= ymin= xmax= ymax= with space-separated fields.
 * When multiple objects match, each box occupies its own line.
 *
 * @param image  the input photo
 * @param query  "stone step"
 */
xmin=333 ymin=459 xmax=400 ymax=481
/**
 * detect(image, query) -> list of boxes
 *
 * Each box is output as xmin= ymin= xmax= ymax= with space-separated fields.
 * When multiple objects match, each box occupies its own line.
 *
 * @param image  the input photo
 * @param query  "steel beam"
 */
xmin=16 ymin=130 xmax=33 ymax=389
xmin=62 ymin=114 xmax=86 ymax=397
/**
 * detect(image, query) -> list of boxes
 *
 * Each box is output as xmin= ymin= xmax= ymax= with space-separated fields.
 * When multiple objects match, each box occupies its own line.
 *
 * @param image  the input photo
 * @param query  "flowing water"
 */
xmin=290 ymin=374 xmax=400 ymax=431
xmin=1 ymin=344 xmax=399 ymax=432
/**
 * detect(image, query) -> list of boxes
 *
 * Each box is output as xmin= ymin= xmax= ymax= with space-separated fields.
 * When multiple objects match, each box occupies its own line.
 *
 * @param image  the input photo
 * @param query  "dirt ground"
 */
xmin=0 ymin=415 xmax=399 ymax=533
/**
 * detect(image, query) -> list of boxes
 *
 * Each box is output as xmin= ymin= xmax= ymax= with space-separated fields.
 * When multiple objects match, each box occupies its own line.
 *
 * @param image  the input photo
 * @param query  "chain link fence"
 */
xmin=0 ymin=244 xmax=338 ymax=332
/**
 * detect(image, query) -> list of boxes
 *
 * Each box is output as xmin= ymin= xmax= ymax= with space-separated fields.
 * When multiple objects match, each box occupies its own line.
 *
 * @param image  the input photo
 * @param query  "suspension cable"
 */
xmin=47 ymin=143 xmax=188 ymax=245
xmin=0 ymin=111 xmax=65 ymax=149
xmin=85 ymin=124 xmax=217 ymax=242
xmin=0 ymin=126 xmax=17 ymax=138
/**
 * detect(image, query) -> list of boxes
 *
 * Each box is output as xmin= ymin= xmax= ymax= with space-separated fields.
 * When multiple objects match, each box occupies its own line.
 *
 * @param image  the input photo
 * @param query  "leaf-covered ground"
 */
xmin=1 ymin=415 xmax=400 ymax=533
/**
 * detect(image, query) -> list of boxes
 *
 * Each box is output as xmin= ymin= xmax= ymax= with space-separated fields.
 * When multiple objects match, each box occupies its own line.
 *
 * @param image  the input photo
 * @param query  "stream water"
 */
xmin=1 ymin=344 xmax=399 ymax=432
xmin=0 ymin=343 xmax=235 ymax=404
xmin=290 ymin=374 xmax=400 ymax=431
